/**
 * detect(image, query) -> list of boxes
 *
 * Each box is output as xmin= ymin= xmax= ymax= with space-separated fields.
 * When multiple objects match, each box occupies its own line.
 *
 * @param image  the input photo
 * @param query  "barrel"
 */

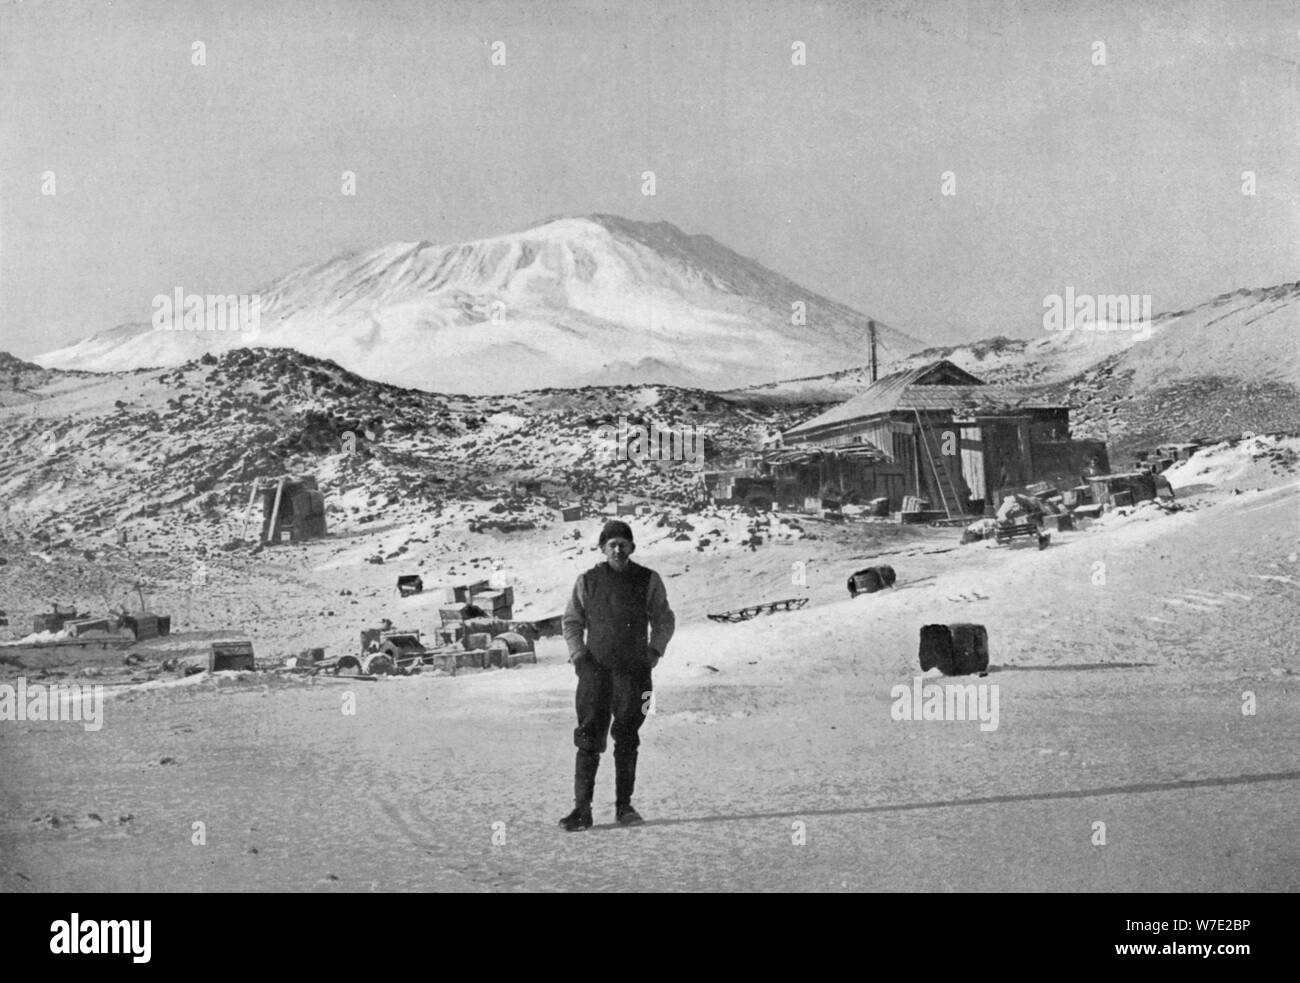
xmin=918 ymin=624 xmax=989 ymax=676
xmin=363 ymin=652 xmax=397 ymax=675
xmin=848 ymin=565 xmax=896 ymax=597
xmin=494 ymin=631 xmax=532 ymax=654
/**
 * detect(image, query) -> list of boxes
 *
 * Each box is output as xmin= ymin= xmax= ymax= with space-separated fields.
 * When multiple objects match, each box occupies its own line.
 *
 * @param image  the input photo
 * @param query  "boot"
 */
xmin=615 ymin=803 xmax=643 ymax=826
xmin=559 ymin=750 xmax=599 ymax=831
xmin=559 ymin=804 xmax=592 ymax=832
xmin=614 ymin=750 xmax=643 ymax=825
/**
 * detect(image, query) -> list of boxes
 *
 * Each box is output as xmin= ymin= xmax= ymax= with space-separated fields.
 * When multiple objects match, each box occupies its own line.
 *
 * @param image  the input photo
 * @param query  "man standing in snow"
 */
xmin=559 ymin=519 xmax=675 ymax=831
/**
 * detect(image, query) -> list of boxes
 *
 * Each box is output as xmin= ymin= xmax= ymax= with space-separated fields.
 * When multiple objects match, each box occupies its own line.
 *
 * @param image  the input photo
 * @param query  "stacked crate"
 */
xmin=436 ymin=623 xmax=466 ymax=647
xmin=438 ymin=604 xmax=477 ymax=641
xmin=33 ymin=604 xmax=83 ymax=634
xmin=468 ymin=586 xmax=513 ymax=621
xmin=449 ymin=581 xmax=490 ymax=603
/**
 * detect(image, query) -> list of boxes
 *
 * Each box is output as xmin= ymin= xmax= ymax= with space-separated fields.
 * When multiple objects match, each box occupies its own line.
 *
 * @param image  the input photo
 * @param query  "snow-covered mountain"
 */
xmin=35 ymin=215 xmax=922 ymax=395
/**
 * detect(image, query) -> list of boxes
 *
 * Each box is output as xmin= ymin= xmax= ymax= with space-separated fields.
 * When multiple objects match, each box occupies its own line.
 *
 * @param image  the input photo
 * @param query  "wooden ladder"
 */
xmin=914 ymin=410 xmax=960 ymax=519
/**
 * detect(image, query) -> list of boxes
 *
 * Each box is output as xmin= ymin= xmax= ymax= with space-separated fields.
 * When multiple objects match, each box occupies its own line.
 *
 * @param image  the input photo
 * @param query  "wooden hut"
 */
xmin=779 ymin=360 xmax=1108 ymax=516
xmin=243 ymin=475 xmax=328 ymax=545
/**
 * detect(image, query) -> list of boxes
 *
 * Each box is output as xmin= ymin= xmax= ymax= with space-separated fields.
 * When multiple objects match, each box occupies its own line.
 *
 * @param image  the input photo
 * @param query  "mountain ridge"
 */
xmin=35 ymin=214 xmax=923 ymax=394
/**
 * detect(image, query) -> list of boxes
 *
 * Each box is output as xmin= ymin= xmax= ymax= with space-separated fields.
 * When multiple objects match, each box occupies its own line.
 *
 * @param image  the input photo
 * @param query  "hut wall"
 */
xmin=1029 ymin=438 xmax=1110 ymax=488
xmin=890 ymin=430 xmax=919 ymax=499
xmin=982 ymin=420 xmax=1033 ymax=495
xmin=959 ymin=426 xmax=987 ymax=502
xmin=907 ymin=413 xmax=975 ymax=514
xmin=1027 ymin=408 xmax=1073 ymax=441
xmin=767 ymin=457 xmax=910 ymax=510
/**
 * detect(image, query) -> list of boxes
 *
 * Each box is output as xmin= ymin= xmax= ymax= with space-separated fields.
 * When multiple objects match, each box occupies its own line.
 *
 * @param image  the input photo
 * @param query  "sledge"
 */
xmin=0 ymin=635 xmax=136 ymax=659
xmin=707 ymin=597 xmax=809 ymax=623
xmin=995 ymin=520 xmax=1050 ymax=549
xmin=308 ymin=654 xmax=381 ymax=679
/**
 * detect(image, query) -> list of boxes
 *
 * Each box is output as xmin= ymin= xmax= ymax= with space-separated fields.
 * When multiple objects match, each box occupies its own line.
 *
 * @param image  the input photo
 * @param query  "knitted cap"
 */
xmin=598 ymin=519 xmax=635 ymax=547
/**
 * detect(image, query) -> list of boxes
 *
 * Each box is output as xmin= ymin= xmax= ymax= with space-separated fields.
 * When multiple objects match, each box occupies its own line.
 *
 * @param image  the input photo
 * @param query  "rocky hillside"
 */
xmin=0 ymin=351 xmax=77 ymax=407
xmin=0 ymin=348 xmax=814 ymax=541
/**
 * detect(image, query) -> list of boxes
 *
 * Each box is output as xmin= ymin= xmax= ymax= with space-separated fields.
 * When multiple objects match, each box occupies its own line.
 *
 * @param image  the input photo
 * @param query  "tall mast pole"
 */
xmin=868 ymin=319 xmax=878 ymax=382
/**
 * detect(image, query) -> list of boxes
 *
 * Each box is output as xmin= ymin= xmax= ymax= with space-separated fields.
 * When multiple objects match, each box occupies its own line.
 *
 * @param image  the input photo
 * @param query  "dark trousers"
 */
xmin=572 ymin=659 xmax=653 ymax=807
xmin=574 ymin=658 xmax=652 ymax=754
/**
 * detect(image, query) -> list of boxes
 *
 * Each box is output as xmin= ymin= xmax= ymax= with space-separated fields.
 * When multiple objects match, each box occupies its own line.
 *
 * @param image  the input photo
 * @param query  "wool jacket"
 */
xmin=562 ymin=560 xmax=675 ymax=671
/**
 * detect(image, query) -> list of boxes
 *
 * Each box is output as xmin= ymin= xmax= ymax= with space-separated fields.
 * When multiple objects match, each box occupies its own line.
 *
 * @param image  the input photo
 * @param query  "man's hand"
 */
xmin=648 ymin=647 xmax=661 ymax=669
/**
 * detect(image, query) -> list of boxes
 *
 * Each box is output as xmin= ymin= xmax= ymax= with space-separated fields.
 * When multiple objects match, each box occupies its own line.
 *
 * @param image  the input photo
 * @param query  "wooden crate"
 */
xmin=471 ymin=587 xmax=514 ymax=608
xmin=437 ymin=624 xmax=466 ymax=646
xmin=66 ymin=618 xmax=113 ymax=637
xmin=439 ymin=603 xmax=475 ymax=624
xmin=450 ymin=581 xmax=490 ymax=603
xmin=455 ymin=650 xmax=485 ymax=670
xmin=210 ymin=640 xmax=255 ymax=672
xmin=123 ymin=613 xmax=160 ymax=641
xmin=468 ymin=589 xmax=512 ymax=620
xmin=32 ymin=613 xmax=60 ymax=634
xmin=33 ymin=608 xmax=82 ymax=634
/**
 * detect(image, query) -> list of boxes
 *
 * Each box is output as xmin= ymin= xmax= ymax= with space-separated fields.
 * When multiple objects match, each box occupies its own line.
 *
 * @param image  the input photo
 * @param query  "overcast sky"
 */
xmin=1 ymin=0 xmax=1297 ymax=357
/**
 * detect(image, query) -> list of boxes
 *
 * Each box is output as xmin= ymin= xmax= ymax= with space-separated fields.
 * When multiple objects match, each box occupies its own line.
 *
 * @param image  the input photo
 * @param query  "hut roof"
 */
xmin=785 ymin=360 xmax=1064 ymax=438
